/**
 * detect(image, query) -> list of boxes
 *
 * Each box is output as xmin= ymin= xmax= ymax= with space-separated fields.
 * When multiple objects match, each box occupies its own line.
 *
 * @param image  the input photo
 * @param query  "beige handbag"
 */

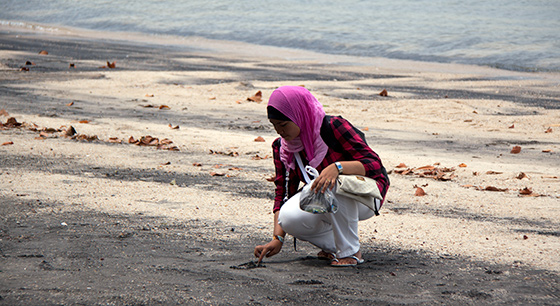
xmin=336 ymin=175 xmax=383 ymax=215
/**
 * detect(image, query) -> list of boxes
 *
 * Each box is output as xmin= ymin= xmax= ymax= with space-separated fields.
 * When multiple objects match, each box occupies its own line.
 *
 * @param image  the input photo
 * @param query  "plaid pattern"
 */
xmin=272 ymin=116 xmax=389 ymax=212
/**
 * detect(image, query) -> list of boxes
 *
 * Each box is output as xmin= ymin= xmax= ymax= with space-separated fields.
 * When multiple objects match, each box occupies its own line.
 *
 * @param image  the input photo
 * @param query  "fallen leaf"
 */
xmin=161 ymin=161 xmax=171 ymax=165
xmin=516 ymin=172 xmax=529 ymax=180
xmin=128 ymin=136 xmax=138 ymax=144
xmin=379 ymin=89 xmax=388 ymax=96
xmin=210 ymin=172 xmax=226 ymax=177
xmin=69 ymin=63 xmax=75 ymax=68
xmin=39 ymin=50 xmax=48 ymax=55
xmin=486 ymin=171 xmax=503 ymax=175
xmin=66 ymin=101 xmax=74 ymax=106
xmin=266 ymin=176 xmax=275 ymax=182
xmin=20 ymin=67 xmax=29 ymax=72
xmin=511 ymin=146 xmax=521 ymax=154
xmin=159 ymin=105 xmax=170 ymax=110
xmin=414 ymin=187 xmax=426 ymax=196
xmin=108 ymin=137 xmax=121 ymax=143
xmin=193 ymin=163 xmax=202 ymax=167
xmin=416 ymin=165 xmax=436 ymax=170
xmin=64 ymin=126 xmax=77 ymax=137
xmin=247 ymin=91 xmax=263 ymax=102
xmin=145 ymin=94 xmax=154 ymax=97
xmin=79 ymin=120 xmax=90 ymax=124
xmin=545 ymin=127 xmax=553 ymax=133
xmin=168 ymin=124 xmax=180 ymax=129
xmin=209 ymin=97 xmax=216 ymax=100
xmin=251 ymin=154 xmax=269 ymax=160
xmin=363 ymin=127 xmax=369 ymax=131
xmin=458 ymin=163 xmax=467 ymax=168
xmin=396 ymin=163 xmax=407 ymax=168
xmin=107 ymin=61 xmax=116 ymax=68
xmin=519 ymin=187 xmax=533 ymax=195
xmin=484 ymin=186 xmax=508 ymax=192
xmin=254 ymin=136 xmax=265 ymax=142
xmin=542 ymin=149 xmax=552 ymax=153
xmin=509 ymin=124 xmax=515 ymax=129
xmin=1 ymin=141 xmax=13 ymax=146
xmin=25 ymin=61 xmax=35 ymax=65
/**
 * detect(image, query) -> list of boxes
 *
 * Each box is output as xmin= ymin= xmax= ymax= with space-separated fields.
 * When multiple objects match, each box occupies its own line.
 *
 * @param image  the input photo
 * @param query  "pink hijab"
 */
xmin=267 ymin=86 xmax=329 ymax=170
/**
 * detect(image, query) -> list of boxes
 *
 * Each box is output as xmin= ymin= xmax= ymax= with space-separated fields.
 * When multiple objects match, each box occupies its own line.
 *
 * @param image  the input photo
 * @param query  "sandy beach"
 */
xmin=1 ymin=25 xmax=560 ymax=305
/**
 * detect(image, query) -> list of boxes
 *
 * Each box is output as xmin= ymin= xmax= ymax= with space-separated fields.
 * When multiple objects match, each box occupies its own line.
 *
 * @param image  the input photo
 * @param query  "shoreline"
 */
xmin=1 ymin=25 xmax=560 ymax=305
xmin=3 ymin=21 xmax=560 ymax=79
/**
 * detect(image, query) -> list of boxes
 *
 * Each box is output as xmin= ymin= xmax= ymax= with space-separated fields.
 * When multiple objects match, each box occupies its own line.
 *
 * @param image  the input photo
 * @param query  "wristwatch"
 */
xmin=334 ymin=162 xmax=343 ymax=174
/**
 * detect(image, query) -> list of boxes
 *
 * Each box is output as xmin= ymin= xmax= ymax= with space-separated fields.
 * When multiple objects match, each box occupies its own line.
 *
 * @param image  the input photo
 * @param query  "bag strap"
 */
xmin=294 ymin=152 xmax=311 ymax=184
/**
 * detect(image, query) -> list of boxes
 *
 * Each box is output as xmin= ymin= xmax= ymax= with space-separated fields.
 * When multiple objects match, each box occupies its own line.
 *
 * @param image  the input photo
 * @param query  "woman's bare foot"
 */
xmin=331 ymin=251 xmax=364 ymax=267
xmin=317 ymin=250 xmax=336 ymax=260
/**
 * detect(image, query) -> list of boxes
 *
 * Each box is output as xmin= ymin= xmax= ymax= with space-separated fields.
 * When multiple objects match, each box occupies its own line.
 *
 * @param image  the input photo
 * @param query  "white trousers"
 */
xmin=277 ymin=192 xmax=375 ymax=258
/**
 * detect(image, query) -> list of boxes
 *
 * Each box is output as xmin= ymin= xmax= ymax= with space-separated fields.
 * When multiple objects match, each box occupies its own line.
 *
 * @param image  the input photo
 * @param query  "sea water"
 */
xmin=1 ymin=0 xmax=559 ymax=72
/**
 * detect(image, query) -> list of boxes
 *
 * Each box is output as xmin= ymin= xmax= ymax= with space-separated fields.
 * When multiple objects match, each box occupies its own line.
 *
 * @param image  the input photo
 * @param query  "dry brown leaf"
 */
xmin=64 ymin=126 xmax=77 ymax=137
xmin=416 ymin=165 xmax=436 ymax=170
xmin=254 ymin=136 xmax=265 ymax=142
xmin=511 ymin=146 xmax=522 ymax=154
xmin=484 ymin=186 xmax=508 ymax=192
xmin=415 ymin=187 xmax=426 ymax=196
xmin=128 ymin=136 xmax=138 ymax=144
xmin=168 ymin=124 xmax=180 ymax=130
xmin=25 ymin=61 xmax=35 ymax=65
xmin=266 ymin=176 xmax=275 ymax=182
xmin=160 ymin=138 xmax=173 ymax=145
xmin=379 ymin=89 xmax=388 ymax=96
xmin=545 ymin=127 xmax=553 ymax=133
xmin=39 ymin=50 xmax=48 ymax=55
xmin=251 ymin=154 xmax=269 ymax=160
xmin=66 ymin=101 xmax=74 ymax=106
xmin=210 ymin=172 xmax=226 ymax=177
xmin=79 ymin=120 xmax=90 ymax=124
xmin=247 ymin=91 xmax=263 ymax=103
xmin=20 ymin=67 xmax=29 ymax=72
xmin=519 ymin=187 xmax=533 ymax=195
xmin=159 ymin=105 xmax=170 ymax=110
xmin=1 ymin=141 xmax=13 ymax=146
xmin=209 ymin=97 xmax=216 ymax=100
xmin=458 ymin=163 xmax=467 ymax=168
xmin=107 ymin=61 xmax=116 ymax=68
xmin=209 ymin=149 xmax=239 ymax=157
xmin=193 ymin=163 xmax=202 ymax=167
xmin=363 ymin=127 xmax=369 ymax=131
xmin=145 ymin=94 xmax=154 ymax=97
xmin=509 ymin=124 xmax=515 ymax=129
xmin=516 ymin=172 xmax=529 ymax=180
xmin=108 ymin=137 xmax=121 ymax=143
xmin=542 ymin=149 xmax=553 ymax=153
xmin=396 ymin=163 xmax=408 ymax=168
xmin=486 ymin=171 xmax=503 ymax=175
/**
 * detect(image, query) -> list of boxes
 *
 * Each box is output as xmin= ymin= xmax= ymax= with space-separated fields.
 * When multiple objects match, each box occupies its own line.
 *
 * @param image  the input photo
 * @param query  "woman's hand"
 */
xmin=254 ymin=239 xmax=283 ymax=263
xmin=311 ymin=163 xmax=338 ymax=193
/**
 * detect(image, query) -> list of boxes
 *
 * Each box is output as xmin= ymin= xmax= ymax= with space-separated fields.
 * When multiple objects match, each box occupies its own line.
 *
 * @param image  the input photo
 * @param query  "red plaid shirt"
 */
xmin=271 ymin=116 xmax=389 ymax=212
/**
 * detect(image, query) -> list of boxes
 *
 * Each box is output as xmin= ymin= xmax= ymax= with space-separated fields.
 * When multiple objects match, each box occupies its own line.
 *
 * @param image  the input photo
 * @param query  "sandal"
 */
xmin=317 ymin=250 xmax=336 ymax=261
xmin=331 ymin=256 xmax=364 ymax=267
